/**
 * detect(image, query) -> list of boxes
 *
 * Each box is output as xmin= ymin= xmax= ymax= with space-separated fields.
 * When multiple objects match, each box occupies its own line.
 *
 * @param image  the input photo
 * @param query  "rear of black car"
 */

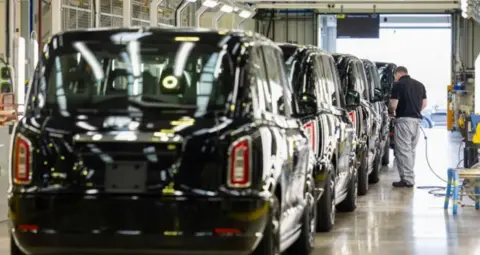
xmin=9 ymin=29 xmax=269 ymax=255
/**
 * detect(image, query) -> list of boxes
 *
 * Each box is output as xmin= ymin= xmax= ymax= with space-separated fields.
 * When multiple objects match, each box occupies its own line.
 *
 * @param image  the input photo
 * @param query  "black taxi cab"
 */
xmin=333 ymin=53 xmax=379 ymax=196
xmin=279 ymin=44 xmax=359 ymax=232
xmin=9 ymin=28 xmax=317 ymax=255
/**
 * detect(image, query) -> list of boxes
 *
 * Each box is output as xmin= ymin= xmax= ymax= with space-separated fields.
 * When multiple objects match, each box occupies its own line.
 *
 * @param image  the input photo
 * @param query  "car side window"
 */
xmin=320 ymin=55 xmax=340 ymax=108
xmin=327 ymin=56 xmax=345 ymax=108
xmin=247 ymin=46 xmax=270 ymax=114
xmin=312 ymin=56 xmax=331 ymax=106
xmin=354 ymin=62 xmax=369 ymax=101
xmin=262 ymin=46 xmax=292 ymax=117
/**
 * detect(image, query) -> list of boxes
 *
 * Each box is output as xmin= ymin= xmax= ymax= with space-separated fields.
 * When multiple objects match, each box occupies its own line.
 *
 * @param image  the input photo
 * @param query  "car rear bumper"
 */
xmin=9 ymin=193 xmax=270 ymax=255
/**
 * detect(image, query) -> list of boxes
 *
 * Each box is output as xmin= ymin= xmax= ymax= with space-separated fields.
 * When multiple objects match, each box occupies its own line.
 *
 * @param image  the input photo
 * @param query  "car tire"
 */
xmin=11 ymin=236 xmax=25 ymax=255
xmin=316 ymin=163 xmax=335 ymax=232
xmin=369 ymin=154 xmax=380 ymax=184
xmin=357 ymin=151 xmax=369 ymax=196
xmin=382 ymin=137 xmax=390 ymax=166
xmin=252 ymin=196 xmax=281 ymax=255
xmin=336 ymin=164 xmax=357 ymax=212
xmin=287 ymin=186 xmax=316 ymax=255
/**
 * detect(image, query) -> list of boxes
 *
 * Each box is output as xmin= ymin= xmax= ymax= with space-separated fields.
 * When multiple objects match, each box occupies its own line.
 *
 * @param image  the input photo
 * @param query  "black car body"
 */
xmin=362 ymin=59 xmax=389 ymax=180
xmin=279 ymin=44 xmax=359 ymax=232
xmin=8 ymin=28 xmax=318 ymax=255
xmin=333 ymin=54 xmax=379 ymax=195
xmin=375 ymin=62 xmax=397 ymax=153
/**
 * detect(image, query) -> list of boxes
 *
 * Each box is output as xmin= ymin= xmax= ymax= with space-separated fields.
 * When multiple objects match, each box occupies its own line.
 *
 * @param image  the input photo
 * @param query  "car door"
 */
xmin=317 ymin=54 xmax=350 ymax=193
xmin=262 ymin=46 xmax=309 ymax=232
xmin=326 ymin=56 xmax=356 ymax=171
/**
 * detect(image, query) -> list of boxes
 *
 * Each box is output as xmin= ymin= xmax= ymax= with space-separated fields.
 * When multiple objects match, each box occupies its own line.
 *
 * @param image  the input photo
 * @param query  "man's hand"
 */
xmin=422 ymin=99 xmax=428 ymax=111
xmin=389 ymin=99 xmax=398 ymax=114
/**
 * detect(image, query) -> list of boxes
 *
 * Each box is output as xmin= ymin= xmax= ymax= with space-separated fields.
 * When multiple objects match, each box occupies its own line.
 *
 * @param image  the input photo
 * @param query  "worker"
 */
xmin=389 ymin=66 xmax=427 ymax=188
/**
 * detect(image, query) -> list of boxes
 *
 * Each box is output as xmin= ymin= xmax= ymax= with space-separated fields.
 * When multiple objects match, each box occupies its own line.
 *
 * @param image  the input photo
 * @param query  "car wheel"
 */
xmin=252 ymin=196 xmax=281 ymax=255
xmin=357 ymin=151 xmax=369 ymax=196
xmin=11 ymin=236 xmax=25 ymax=255
xmin=287 ymin=184 xmax=316 ymax=254
xmin=336 ymin=164 xmax=357 ymax=212
xmin=381 ymin=137 xmax=390 ymax=166
xmin=316 ymin=163 xmax=335 ymax=232
xmin=369 ymin=153 xmax=380 ymax=184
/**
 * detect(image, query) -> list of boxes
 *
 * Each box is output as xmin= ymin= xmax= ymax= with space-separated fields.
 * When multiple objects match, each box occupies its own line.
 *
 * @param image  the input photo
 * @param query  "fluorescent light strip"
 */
xmin=220 ymin=4 xmax=234 ymax=13
xmin=239 ymin=10 xmax=252 ymax=18
xmin=202 ymin=0 xmax=218 ymax=8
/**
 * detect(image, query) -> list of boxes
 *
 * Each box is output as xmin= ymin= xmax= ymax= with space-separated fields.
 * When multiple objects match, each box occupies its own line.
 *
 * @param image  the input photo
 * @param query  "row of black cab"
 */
xmin=9 ymin=28 xmax=396 ymax=255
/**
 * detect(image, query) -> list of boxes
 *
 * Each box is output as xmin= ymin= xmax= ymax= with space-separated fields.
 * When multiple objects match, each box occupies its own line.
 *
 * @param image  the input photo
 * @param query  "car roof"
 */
xmin=48 ymin=27 xmax=276 ymax=50
xmin=277 ymin=43 xmax=332 ymax=60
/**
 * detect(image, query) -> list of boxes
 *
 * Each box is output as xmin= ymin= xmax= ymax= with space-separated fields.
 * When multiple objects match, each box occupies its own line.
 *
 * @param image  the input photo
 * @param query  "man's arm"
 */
xmin=389 ymin=82 xmax=399 ymax=115
xmin=422 ymin=99 xmax=428 ymax=111
xmin=421 ymin=84 xmax=427 ymax=111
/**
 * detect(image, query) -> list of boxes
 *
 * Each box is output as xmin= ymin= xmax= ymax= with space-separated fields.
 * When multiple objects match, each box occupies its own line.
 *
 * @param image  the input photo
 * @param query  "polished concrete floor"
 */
xmin=0 ymin=128 xmax=478 ymax=255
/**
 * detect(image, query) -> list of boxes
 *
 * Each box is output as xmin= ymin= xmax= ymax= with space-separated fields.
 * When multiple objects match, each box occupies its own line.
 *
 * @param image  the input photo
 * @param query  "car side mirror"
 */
xmin=298 ymin=93 xmax=317 ymax=115
xmin=372 ymin=88 xmax=384 ymax=102
xmin=346 ymin=90 xmax=360 ymax=108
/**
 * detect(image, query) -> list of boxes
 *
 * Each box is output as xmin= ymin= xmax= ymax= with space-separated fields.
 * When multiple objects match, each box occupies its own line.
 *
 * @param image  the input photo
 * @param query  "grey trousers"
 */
xmin=393 ymin=117 xmax=422 ymax=185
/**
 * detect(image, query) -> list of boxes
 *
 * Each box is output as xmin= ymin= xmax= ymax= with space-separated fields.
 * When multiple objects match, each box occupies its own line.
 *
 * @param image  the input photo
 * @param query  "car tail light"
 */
xmin=303 ymin=121 xmax=316 ymax=151
xmin=227 ymin=137 xmax=251 ymax=188
xmin=349 ymin=111 xmax=356 ymax=124
xmin=13 ymin=134 xmax=32 ymax=184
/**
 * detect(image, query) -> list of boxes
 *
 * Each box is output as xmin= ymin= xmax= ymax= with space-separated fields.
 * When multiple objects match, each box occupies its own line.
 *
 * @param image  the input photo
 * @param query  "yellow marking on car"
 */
xmin=229 ymin=203 xmax=269 ymax=221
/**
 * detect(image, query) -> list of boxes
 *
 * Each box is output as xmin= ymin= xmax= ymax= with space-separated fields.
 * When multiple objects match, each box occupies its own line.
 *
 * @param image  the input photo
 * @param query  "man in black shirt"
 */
xmin=390 ymin=66 xmax=427 ymax=187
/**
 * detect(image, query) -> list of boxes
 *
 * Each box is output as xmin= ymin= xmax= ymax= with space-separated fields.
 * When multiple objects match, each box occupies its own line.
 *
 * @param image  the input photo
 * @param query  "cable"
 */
xmin=418 ymin=126 xmax=449 ymax=183
xmin=417 ymin=127 xmax=477 ymax=207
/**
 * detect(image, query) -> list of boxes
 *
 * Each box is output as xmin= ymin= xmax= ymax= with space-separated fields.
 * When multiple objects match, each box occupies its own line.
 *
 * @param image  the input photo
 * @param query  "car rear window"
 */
xmin=42 ymin=37 xmax=234 ymax=115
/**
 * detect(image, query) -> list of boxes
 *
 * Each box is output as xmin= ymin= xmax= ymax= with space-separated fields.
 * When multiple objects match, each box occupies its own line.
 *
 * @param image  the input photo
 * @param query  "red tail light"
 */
xmin=303 ymin=121 xmax=316 ymax=151
xmin=349 ymin=111 xmax=356 ymax=124
xmin=227 ymin=137 xmax=251 ymax=188
xmin=13 ymin=134 xmax=32 ymax=184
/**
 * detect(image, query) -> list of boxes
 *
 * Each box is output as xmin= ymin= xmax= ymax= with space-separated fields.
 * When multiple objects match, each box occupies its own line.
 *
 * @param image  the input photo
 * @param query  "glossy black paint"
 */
xmin=332 ymin=54 xmax=378 ymax=177
xmin=279 ymin=44 xmax=357 ymax=206
xmin=362 ymin=59 xmax=389 ymax=165
xmin=8 ymin=28 xmax=315 ymax=255
xmin=375 ymin=62 xmax=397 ymax=149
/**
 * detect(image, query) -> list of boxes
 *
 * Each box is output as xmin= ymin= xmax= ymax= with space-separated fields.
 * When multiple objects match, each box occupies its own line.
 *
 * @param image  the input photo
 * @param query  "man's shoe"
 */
xmin=392 ymin=180 xmax=414 ymax=188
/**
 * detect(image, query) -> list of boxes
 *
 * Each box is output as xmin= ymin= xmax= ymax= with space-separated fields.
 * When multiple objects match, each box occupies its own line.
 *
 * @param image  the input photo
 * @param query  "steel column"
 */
xmin=95 ymin=0 xmax=101 ymax=27
xmin=123 ymin=0 xmax=131 ymax=27
xmin=213 ymin=11 xmax=226 ymax=29
xmin=51 ymin=0 xmax=62 ymax=35
xmin=195 ymin=6 xmax=208 ymax=28
xmin=176 ymin=1 xmax=193 ymax=27
xmin=150 ymin=0 xmax=165 ymax=26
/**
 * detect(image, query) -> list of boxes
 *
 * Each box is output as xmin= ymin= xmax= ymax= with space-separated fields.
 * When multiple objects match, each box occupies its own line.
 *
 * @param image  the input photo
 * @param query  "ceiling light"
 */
xmin=202 ymin=0 xmax=218 ymax=8
xmin=220 ymin=4 xmax=234 ymax=13
xmin=239 ymin=10 xmax=252 ymax=18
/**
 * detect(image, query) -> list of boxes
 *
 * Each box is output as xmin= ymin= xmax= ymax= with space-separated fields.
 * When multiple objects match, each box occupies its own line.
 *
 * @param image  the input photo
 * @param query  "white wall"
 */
xmin=337 ymin=28 xmax=452 ymax=108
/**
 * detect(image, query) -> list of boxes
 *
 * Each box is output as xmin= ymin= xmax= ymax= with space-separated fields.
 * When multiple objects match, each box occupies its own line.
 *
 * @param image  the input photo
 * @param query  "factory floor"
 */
xmin=0 ymin=128 xmax=477 ymax=255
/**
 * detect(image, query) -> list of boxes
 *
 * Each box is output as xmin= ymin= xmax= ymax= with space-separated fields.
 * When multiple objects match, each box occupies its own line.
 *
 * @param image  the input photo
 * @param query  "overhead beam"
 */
xmin=248 ymin=2 xmax=460 ymax=13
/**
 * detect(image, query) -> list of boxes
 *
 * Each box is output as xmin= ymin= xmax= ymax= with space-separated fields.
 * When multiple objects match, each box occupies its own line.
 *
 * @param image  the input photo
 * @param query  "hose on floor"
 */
xmin=416 ymin=127 xmax=475 ymax=206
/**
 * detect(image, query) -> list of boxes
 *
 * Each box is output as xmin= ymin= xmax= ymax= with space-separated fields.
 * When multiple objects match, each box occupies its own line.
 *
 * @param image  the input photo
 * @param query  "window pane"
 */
xmin=45 ymin=42 xmax=234 ymax=116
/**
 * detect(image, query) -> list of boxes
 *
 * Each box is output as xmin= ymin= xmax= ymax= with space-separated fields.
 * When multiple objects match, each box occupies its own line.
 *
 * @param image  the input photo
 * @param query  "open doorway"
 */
xmin=336 ymin=14 xmax=452 ymax=129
